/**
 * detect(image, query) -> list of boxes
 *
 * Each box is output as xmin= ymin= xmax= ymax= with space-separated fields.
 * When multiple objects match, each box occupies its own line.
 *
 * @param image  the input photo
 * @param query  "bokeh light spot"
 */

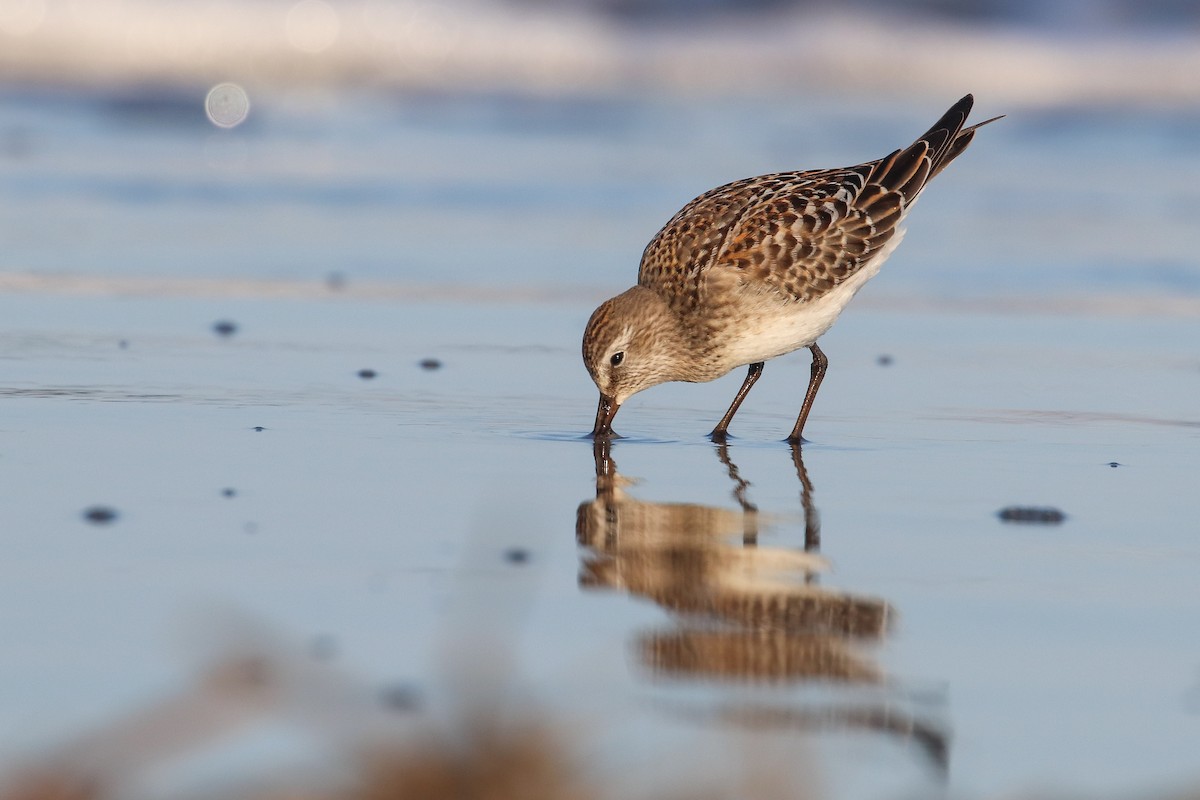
xmin=205 ymin=82 xmax=250 ymax=129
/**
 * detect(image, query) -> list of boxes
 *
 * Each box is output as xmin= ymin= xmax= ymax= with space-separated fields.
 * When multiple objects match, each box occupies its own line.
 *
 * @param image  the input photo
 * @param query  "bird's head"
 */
xmin=582 ymin=286 xmax=687 ymax=437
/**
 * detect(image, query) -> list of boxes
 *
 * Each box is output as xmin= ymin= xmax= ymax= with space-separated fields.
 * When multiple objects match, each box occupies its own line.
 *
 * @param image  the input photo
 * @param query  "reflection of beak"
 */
xmin=592 ymin=393 xmax=620 ymax=438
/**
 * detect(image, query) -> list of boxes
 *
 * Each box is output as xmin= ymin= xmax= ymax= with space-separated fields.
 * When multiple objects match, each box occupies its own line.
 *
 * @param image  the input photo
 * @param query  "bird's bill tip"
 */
xmin=591 ymin=393 xmax=620 ymax=438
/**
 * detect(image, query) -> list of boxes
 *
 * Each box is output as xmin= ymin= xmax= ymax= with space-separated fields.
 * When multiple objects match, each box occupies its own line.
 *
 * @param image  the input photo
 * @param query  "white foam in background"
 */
xmin=0 ymin=0 xmax=1198 ymax=104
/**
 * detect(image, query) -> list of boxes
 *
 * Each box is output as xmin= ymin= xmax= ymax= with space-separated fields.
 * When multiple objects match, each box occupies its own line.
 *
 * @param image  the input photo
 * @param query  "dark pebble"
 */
xmin=504 ymin=547 xmax=531 ymax=565
xmin=221 ymin=488 xmax=237 ymax=498
xmin=997 ymin=506 xmax=1066 ymax=525
xmin=357 ymin=368 xmax=377 ymax=380
xmin=83 ymin=506 xmax=118 ymax=525
xmin=379 ymin=684 xmax=423 ymax=713
xmin=419 ymin=358 xmax=442 ymax=371
xmin=876 ymin=354 xmax=893 ymax=366
xmin=212 ymin=320 xmax=238 ymax=337
xmin=252 ymin=426 xmax=265 ymax=432
xmin=1108 ymin=462 xmax=1121 ymax=468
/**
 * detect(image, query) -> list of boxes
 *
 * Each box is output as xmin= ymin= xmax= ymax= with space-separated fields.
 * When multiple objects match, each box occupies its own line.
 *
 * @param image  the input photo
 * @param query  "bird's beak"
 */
xmin=591 ymin=393 xmax=620 ymax=438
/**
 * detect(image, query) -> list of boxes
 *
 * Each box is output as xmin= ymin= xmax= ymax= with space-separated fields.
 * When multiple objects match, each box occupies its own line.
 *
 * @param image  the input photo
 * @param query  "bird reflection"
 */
xmin=576 ymin=439 xmax=947 ymax=771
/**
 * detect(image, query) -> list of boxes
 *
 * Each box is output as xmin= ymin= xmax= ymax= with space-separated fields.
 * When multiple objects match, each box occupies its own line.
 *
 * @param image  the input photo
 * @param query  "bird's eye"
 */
xmin=610 ymin=352 xmax=624 ymax=367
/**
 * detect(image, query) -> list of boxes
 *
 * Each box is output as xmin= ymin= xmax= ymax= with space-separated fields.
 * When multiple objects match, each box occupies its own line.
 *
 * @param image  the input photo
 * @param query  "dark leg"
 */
xmin=710 ymin=361 xmax=764 ymax=442
xmin=786 ymin=343 xmax=828 ymax=443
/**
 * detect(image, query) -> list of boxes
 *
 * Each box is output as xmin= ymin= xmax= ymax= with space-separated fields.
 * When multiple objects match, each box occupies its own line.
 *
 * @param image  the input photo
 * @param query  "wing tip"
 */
xmin=879 ymin=93 xmax=999 ymax=192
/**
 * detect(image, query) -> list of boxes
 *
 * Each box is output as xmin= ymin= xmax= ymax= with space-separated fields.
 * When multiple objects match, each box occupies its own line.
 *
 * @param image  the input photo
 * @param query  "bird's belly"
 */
xmin=720 ymin=293 xmax=846 ymax=366
xmin=717 ymin=242 xmax=893 ymax=369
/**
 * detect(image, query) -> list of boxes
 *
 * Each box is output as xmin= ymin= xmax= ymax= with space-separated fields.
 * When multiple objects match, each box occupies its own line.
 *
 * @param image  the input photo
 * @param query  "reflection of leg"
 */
xmin=714 ymin=440 xmax=758 ymax=545
xmin=683 ymin=705 xmax=947 ymax=775
xmin=789 ymin=440 xmax=821 ymax=555
xmin=711 ymin=362 xmax=764 ymax=441
xmin=715 ymin=441 xmax=755 ymax=513
xmin=787 ymin=344 xmax=828 ymax=443
xmin=741 ymin=505 xmax=759 ymax=547
xmin=592 ymin=437 xmax=614 ymax=490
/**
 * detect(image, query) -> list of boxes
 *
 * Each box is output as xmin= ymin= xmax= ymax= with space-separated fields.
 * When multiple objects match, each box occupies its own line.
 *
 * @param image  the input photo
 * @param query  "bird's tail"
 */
xmin=869 ymin=94 xmax=1002 ymax=200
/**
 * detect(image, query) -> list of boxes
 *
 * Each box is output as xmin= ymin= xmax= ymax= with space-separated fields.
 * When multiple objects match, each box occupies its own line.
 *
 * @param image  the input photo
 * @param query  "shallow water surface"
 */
xmin=1 ymin=85 xmax=1199 ymax=798
xmin=2 ymin=284 xmax=1199 ymax=797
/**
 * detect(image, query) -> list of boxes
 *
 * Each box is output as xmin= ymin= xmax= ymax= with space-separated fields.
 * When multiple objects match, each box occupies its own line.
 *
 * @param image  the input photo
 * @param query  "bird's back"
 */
xmin=637 ymin=94 xmax=990 ymax=315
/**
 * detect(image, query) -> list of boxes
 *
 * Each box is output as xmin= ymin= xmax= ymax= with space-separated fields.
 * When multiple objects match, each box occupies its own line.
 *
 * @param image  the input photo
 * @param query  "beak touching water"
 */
xmin=592 ymin=394 xmax=620 ymax=438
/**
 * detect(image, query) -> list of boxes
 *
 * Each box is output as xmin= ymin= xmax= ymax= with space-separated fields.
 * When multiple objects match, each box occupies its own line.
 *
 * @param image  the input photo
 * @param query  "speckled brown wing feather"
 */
xmin=638 ymin=94 xmax=987 ymax=309
xmin=637 ymin=174 xmax=787 ymax=308
xmin=706 ymin=164 xmax=902 ymax=303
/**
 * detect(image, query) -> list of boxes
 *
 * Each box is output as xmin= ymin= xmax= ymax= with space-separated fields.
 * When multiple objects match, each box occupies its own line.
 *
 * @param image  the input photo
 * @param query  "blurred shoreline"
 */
xmin=2 ymin=0 xmax=1200 ymax=105
xmin=4 ymin=271 xmax=1200 ymax=319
